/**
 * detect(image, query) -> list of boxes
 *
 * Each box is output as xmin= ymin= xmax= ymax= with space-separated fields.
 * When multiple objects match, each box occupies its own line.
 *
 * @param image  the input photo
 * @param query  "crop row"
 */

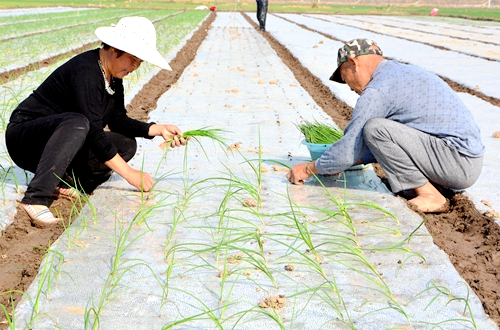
xmin=0 ymin=9 xmax=180 ymax=71
xmin=11 ymin=145 xmax=481 ymax=329
xmin=1 ymin=8 xmax=149 ymax=41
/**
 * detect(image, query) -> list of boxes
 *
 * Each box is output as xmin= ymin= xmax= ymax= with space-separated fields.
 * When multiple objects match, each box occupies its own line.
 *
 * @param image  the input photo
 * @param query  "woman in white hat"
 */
xmin=5 ymin=17 xmax=185 ymax=227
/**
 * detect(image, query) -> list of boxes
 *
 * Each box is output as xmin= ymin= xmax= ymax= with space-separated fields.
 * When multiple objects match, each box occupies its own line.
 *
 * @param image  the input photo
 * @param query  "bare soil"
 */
xmin=1 ymin=11 xmax=499 ymax=328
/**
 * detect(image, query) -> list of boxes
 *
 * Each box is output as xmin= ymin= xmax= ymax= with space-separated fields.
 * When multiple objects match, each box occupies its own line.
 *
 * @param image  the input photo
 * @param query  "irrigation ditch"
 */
xmin=1 ymin=9 xmax=499 ymax=328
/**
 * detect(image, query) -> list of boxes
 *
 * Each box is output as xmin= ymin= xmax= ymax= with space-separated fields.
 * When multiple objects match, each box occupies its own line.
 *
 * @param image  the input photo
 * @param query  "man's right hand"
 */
xmin=286 ymin=161 xmax=318 ymax=185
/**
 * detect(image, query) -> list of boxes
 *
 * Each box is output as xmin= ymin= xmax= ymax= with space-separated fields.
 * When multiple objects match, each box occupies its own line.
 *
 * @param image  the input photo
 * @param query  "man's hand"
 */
xmin=286 ymin=161 xmax=318 ymax=185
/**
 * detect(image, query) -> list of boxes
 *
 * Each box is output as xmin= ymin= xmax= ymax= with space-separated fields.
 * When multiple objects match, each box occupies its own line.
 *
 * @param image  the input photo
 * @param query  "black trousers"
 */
xmin=6 ymin=113 xmax=137 ymax=206
xmin=256 ymin=0 xmax=268 ymax=31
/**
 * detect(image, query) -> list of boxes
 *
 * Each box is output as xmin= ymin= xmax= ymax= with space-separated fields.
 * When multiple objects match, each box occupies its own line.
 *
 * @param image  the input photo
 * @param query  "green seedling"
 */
xmin=161 ymin=287 xmax=237 ymax=330
xmin=0 ymin=293 xmax=18 ymax=330
xmin=159 ymin=126 xmax=229 ymax=173
xmin=295 ymin=118 xmax=344 ymax=144
xmin=25 ymin=247 xmax=65 ymax=328
xmin=285 ymin=189 xmax=324 ymax=268
xmin=409 ymin=279 xmax=478 ymax=329
xmin=286 ymin=284 xmax=355 ymax=329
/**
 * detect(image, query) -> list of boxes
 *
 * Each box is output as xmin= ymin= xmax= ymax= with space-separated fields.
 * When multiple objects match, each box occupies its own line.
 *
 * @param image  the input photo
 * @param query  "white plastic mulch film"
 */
xmin=2 ymin=9 xmax=499 ymax=330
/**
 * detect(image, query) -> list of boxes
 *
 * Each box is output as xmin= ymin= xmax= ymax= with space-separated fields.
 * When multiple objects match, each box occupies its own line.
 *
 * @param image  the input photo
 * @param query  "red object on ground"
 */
xmin=430 ymin=8 xmax=439 ymax=16
xmin=210 ymin=6 xmax=216 ymax=11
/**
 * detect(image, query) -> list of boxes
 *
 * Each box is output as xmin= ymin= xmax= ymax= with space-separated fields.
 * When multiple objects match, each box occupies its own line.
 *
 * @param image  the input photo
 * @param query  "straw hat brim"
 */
xmin=95 ymin=27 xmax=172 ymax=71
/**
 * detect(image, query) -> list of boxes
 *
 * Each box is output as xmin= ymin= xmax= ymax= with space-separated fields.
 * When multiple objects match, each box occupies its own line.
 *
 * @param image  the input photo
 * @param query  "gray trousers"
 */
xmin=363 ymin=118 xmax=483 ymax=193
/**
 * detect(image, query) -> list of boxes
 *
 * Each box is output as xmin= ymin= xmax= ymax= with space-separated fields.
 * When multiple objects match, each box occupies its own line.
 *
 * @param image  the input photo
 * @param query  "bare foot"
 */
xmin=408 ymin=195 xmax=448 ymax=213
xmin=408 ymin=182 xmax=448 ymax=213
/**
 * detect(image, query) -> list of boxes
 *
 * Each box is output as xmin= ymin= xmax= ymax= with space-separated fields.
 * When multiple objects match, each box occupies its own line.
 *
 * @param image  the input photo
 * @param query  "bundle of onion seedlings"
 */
xmin=160 ymin=127 xmax=228 ymax=150
xmin=295 ymin=119 xmax=344 ymax=144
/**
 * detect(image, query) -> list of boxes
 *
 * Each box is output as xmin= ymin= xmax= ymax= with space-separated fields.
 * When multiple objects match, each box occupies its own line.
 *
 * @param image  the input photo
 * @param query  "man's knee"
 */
xmin=363 ymin=118 xmax=387 ymax=141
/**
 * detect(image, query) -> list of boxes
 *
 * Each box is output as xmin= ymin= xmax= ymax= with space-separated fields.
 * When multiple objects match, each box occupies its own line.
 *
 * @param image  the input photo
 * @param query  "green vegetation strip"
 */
xmin=0 ymin=9 xmax=178 ymax=70
xmin=2 ymin=0 xmax=499 ymax=20
xmin=1 ymin=8 xmax=139 ymax=41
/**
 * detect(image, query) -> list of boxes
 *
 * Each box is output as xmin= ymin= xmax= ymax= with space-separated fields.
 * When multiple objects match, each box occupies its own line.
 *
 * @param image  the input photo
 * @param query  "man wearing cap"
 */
xmin=286 ymin=38 xmax=484 ymax=213
xmin=6 ymin=17 xmax=186 ymax=227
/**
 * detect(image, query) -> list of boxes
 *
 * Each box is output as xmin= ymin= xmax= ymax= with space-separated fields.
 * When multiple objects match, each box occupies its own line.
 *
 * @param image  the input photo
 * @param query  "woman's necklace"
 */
xmin=98 ymin=60 xmax=115 ymax=95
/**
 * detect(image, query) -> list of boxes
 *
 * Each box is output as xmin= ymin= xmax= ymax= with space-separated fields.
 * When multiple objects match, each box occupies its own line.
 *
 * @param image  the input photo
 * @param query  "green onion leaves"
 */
xmin=295 ymin=119 xmax=344 ymax=144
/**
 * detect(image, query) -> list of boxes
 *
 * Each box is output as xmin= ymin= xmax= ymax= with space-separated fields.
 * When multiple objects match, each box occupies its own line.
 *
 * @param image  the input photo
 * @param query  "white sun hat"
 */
xmin=95 ymin=16 xmax=172 ymax=71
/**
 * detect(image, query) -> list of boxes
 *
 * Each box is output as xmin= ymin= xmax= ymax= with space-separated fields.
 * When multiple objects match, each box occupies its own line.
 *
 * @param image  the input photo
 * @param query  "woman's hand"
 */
xmin=286 ymin=161 xmax=318 ymax=185
xmin=149 ymin=124 xmax=186 ymax=148
xmin=124 ymin=168 xmax=155 ymax=192
xmin=105 ymin=154 xmax=155 ymax=192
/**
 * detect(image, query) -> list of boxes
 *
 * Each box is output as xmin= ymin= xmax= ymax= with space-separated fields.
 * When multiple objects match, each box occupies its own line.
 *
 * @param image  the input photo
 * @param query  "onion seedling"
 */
xmin=160 ymin=127 xmax=229 ymax=150
xmin=295 ymin=118 xmax=344 ymax=144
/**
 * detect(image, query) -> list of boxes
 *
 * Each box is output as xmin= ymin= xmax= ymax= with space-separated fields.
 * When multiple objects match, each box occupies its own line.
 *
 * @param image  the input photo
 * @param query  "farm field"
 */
xmin=1 ymin=6 xmax=500 ymax=330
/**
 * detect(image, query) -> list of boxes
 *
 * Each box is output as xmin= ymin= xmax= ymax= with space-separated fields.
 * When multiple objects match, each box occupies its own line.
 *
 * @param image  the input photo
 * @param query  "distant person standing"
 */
xmin=256 ymin=0 xmax=268 ymax=31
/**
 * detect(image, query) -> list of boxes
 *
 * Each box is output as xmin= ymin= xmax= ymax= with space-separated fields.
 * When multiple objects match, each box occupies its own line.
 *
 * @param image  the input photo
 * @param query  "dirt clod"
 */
xmin=485 ymin=209 xmax=500 ymax=218
xmin=227 ymin=253 xmax=244 ymax=264
xmin=272 ymin=165 xmax=289 ymax=172
xmin=243 ymin=199 xmax=258 ymax=208
xmin=259 ymin=295 xmax=286 ymax=309
xmin=482 ymin=199 xmax=492 ymax=207
xmin=227 ymin=141 xmax=242 ymax=150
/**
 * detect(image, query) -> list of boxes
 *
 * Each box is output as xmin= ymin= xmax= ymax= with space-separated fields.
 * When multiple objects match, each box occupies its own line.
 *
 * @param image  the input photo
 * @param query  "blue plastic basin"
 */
xmin=302 ymin=140 xmax=333 ymax=160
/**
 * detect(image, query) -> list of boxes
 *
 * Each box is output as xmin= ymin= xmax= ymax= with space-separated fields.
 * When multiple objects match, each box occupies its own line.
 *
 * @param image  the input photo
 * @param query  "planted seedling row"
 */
xmin=1 ymin=8 xmax=147 ymax=41
xmin=10 ymin=135 xmax=481 ymax=328
xmin=0 ymin=9 xmax=179 ymax=71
